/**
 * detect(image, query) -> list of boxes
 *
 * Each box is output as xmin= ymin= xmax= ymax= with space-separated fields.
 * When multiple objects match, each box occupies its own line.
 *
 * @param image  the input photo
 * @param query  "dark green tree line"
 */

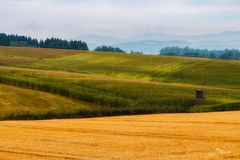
xmin=95 ymin=45 xmax=125 ymax=53
xmin=160 ymin=47 xmax=240 ymax=60
xmin=0 ymin=33 xmax=88 ymax=50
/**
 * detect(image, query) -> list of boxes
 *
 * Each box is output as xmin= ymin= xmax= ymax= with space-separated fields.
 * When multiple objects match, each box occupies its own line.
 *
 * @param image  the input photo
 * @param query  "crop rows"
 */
xmin=0 ymin=67 xmax=239 ymax=120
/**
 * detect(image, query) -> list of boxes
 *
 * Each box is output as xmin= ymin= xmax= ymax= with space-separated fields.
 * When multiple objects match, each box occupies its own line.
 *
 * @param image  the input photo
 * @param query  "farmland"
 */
xmin=0 ymin=111 xmax=239 ymax=160
xmin=0 ymin=46 xmax=239 ymax=119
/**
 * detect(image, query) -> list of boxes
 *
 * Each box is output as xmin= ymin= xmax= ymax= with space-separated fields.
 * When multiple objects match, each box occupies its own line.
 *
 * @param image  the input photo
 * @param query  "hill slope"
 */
xmin=0 ymin=46 xmax=239 ymax=120
xmin=23 ymin=50 xmax=240 ymax=89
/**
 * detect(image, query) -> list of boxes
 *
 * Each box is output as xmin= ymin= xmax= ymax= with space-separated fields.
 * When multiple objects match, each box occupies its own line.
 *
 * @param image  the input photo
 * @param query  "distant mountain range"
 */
xmin=75 ymin=31 xmax=240 ymax=54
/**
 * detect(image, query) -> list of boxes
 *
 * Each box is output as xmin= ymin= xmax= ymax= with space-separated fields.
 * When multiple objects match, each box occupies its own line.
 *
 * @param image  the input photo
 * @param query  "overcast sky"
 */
xmin=1 ymin=0 xmax=240 ymax=39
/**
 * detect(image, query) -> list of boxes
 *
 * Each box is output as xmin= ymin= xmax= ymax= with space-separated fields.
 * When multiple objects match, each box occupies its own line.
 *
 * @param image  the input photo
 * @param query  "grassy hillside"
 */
xmin=0 ymin=46 xmax=239 ymax=120
xmin=25 ymin=51 xmax=240 ymax=89
xmin=1 ymin=46 xmax=240 ymax=89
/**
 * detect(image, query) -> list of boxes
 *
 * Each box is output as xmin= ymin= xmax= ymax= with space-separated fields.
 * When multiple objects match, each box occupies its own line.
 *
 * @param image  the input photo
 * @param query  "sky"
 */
xmin=1 ymin=0 xmax=240 ymax=39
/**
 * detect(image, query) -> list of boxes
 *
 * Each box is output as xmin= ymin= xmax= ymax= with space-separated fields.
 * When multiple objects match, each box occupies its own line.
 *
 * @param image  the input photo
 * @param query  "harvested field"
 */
xmin=0 ymin=111 xmax=239 ymax=160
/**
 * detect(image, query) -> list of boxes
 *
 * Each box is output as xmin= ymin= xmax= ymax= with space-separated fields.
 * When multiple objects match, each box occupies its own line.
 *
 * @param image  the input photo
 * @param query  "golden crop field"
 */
xmin=0 ymin=111 xmax=239 ymax=160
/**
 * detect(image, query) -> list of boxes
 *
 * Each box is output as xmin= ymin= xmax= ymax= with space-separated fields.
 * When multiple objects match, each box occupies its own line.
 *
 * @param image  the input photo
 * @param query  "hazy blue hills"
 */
xmin=76 ymin=34 xmax=122 ymax=46
xmin=76 ymin=31 xmax=240 ymax=54
xmin=114 ymin=40 xmax=190 ymax=54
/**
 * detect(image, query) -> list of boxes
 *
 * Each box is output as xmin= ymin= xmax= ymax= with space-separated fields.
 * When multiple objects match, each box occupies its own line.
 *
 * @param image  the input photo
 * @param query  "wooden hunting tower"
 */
xmin=196 ymin=90 xmax=204 ymax=99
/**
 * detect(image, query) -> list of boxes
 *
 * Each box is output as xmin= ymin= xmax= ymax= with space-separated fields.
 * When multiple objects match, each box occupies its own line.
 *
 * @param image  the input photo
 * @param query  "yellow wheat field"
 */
xmin=0 ymin=112 xmax=239 ymax=160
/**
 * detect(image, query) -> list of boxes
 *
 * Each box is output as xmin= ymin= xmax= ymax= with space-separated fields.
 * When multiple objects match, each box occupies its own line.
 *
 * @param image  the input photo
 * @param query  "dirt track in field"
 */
xmin=0 ymin=111 xmax=239 ymax=160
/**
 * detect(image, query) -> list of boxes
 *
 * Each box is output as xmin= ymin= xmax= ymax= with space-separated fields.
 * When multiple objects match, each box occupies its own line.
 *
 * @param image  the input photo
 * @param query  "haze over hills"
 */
xmin=76 ymin=31 xmax=240 ymax=54
xmin=114 ymin=40 xmax=190 ymax=54
xmin=77 ymin=34 xmax=123 ymax=48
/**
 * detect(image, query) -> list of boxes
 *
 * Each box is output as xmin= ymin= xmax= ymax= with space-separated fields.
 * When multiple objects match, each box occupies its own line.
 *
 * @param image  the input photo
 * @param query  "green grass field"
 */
xmin=26 ymin=51 xmax=240 ymax=89
xmin=0 ymin=46 xmax=239 ymax=120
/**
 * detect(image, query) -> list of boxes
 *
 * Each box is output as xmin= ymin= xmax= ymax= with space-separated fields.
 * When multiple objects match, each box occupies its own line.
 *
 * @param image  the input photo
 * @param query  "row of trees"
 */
xmin=0 ymin=33 xmax=126 ymax=53
xmin=0 ymin=33 xmax=88 ymax=50
xmin=95 ymin=45 xmax=125 ymax=53
xmin=0 ymin=33 xmax=39 ymax=47
xmin=219 ymin=49 xmax=240 ymax=60
xmin=160 ymin=47 xmax=240 ymax=60
xmin=39 ymin=38 xmax=88 ymax=50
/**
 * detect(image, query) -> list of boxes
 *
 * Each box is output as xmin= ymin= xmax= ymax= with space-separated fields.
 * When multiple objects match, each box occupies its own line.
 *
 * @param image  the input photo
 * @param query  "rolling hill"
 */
xmin=0 ymin=46 xmax=239 ymax=120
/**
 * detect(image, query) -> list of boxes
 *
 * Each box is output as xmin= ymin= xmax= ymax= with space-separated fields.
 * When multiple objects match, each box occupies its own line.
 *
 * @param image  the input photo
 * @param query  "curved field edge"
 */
xmin=0 ymin=66 xmax=239 ymax=120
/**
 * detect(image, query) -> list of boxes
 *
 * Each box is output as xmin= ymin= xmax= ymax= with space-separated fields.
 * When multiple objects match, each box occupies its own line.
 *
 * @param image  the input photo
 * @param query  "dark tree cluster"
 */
xmin=39 ymin=38 xmax=88 ymax=50
xmin=160 ymin=46 xmax=240 ymax=60
xmin=95 ymin=45 xmax=125 ymax=53
xmin=130 ymin=50 xmax=143 ymax=54
xmin=218 ymin=49 xmax=240 ymax=60
xmin=0 ymin=33 xmax=88 ymax=50
xmin=0 ymin=33 xmax=38 ymax=47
